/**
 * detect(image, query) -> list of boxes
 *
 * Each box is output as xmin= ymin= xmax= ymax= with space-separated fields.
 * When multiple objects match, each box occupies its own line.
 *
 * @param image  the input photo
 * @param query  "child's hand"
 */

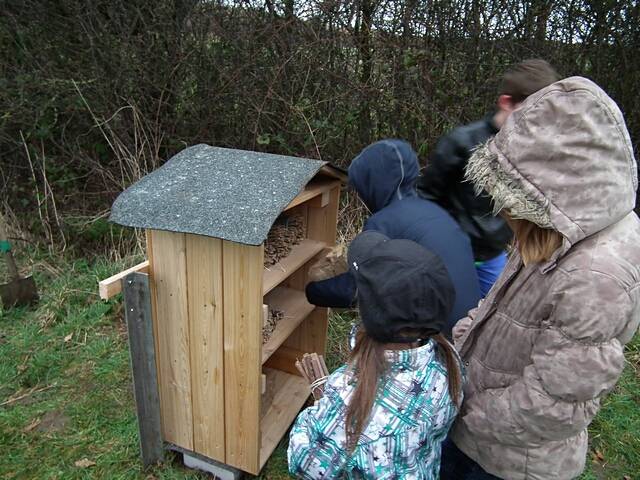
xmin=307 ymin=245 xmax=348 ymax=282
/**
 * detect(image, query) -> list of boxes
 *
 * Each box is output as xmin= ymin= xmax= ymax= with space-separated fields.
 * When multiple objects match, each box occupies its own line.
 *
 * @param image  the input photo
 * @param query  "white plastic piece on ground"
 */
xmin=183 ymin=452 xmax=243 ymax=480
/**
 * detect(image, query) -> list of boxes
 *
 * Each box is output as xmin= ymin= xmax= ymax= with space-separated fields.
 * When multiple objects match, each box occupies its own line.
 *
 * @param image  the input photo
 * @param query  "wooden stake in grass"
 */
xmin=295 ymin=353 xmax=329 ymax=400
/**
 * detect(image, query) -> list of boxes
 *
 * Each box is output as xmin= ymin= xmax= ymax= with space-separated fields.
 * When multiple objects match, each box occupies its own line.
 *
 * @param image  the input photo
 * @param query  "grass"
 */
xmin=0 ymin=250 xmax=638 ymax=479
xmin=583 ymin=333 xmax=640 ymax=479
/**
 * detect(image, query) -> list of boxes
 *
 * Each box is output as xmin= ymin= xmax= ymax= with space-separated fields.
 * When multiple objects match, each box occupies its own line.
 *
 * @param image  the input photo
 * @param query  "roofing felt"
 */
xmin=109 ymin=144 xmax=329 ymax=245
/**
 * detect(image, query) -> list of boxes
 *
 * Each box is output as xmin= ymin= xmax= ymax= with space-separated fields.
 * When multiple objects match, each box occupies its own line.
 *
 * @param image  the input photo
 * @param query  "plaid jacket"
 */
xmin=288 ymin=339 xmax=459 ymax=479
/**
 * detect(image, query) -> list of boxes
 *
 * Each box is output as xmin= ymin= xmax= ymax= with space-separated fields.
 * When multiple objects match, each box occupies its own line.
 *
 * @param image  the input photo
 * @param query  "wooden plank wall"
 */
xmin=186 ymin=234 xmax=225 ymax=462
xmin=222 ymin=241 xmax=263 ymax=474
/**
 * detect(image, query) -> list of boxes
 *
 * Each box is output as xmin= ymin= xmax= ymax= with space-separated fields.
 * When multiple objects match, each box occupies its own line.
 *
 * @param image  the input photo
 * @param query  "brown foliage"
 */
xmin=1 ymin=1 xmax=638 ymax=247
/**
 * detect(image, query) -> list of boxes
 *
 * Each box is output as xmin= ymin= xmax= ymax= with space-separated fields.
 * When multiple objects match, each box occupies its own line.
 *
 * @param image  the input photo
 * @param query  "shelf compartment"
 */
xmin=263 ymin=239 xmax=326 ymax=295
xmin=259 ymin=368 xmax=310 ymax=470
xmin=262 ymin=287 xmax=316 ymax=364
xmin=284 ymin=178 xmax=340 ymax=211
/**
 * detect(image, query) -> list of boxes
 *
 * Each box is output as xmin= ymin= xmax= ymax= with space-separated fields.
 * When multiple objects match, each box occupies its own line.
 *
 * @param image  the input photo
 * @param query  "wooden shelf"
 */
xmin=259 ymin=368 xmax=310 ymax=470
xmin=262 ymin=287 xmax=316 ymax=364
xmin=284 ymin=178 xmax=340 ymax=211
xmin=263 ymin=239 xmax=326 ymax=295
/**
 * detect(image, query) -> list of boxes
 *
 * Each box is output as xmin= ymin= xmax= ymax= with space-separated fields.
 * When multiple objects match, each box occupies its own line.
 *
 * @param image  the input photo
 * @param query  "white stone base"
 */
xmin=183 ymin=452 xmax=244 ymax=479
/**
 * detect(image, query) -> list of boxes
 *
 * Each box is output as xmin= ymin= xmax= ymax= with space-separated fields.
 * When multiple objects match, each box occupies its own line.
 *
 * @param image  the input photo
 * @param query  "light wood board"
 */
xmin=186 ymin=234 xmax=225 ymax=462
xmin=147 ymin=229 xmax=193 ymax=449
xmin=99 ymin=260 xmax=149 ymax=300
xmin=223 ymin=241 xmax=263 ymax=474
xmin=145 ymin=232 xmax=162 ymax=425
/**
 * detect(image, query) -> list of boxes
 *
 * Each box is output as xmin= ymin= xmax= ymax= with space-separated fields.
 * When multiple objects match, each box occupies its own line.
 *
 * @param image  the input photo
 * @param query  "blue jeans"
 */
xmin=475 ymin=251 xmax=508 ymax=297
xmin=440 ymin=438 xmax=502 ymax=479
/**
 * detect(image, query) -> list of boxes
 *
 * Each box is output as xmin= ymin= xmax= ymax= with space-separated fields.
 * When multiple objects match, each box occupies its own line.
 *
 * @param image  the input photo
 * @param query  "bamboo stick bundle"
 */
xmin=295 ymin=353 xmax=330 ymax=400
xmin=262 ymin=308 xmax=284 ymax=343
xmin=264 ymin=214 xmax=305 ymax=267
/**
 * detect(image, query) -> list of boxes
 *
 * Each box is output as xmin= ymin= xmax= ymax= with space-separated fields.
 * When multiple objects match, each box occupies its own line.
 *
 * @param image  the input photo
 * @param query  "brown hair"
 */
xmin=507 ymin=217 xmax=563 ymax=265
xmin=344 ymin=329 xmax=463 ymax=450
xmin=499 ymin=59 xmax=560 ymax=103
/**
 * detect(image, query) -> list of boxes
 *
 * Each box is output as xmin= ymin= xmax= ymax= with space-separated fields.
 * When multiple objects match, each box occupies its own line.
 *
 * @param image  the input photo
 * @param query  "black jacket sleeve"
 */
xmin=416 ymin=132 xmax=466 ymax=203
xmin=305 ymin=271 xmax=356 ymax=308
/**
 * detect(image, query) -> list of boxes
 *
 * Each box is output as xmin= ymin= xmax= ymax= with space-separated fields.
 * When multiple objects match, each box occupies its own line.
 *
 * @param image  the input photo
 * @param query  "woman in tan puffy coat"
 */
xmin=440 ymin=76 xmax=640 ymax=480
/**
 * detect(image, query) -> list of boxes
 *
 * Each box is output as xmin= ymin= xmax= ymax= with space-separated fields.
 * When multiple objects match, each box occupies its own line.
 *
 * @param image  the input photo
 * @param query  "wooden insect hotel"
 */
xmin=99 ymin=144 xmax=344 ymax=475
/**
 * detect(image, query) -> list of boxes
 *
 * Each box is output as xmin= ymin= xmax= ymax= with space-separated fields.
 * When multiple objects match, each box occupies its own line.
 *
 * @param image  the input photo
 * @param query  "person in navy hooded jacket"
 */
xmin=305 ymin=139 xmax=481 ymax=336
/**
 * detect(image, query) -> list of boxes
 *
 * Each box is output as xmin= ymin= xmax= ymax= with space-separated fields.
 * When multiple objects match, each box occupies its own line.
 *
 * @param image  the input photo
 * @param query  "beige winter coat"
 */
xmin=450 ymin=77 xmax=640 ymax=480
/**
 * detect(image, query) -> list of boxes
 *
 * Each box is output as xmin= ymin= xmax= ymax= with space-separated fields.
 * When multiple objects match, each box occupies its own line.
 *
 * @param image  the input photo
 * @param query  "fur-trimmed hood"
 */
xmin=466 ymin=76 xmax=637 ymax=262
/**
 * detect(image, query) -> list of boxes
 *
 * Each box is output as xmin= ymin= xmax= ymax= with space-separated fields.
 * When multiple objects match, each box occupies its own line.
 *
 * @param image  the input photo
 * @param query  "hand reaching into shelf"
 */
xmin=307 ymin=244 xmax=348 ymax=282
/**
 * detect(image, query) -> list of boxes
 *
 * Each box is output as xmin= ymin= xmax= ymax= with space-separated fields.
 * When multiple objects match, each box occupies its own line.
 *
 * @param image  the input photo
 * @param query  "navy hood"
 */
xmin=348 ymin=139 xmax=420 ymax=213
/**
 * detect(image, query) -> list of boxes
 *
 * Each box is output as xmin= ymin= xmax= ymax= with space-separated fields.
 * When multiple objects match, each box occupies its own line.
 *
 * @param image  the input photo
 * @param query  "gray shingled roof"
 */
xmin=109 ymin=144 xmax=329 ymax=245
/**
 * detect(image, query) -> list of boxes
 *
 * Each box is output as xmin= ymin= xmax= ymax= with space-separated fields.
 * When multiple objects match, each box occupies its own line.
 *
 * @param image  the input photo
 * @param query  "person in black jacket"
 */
xmin=305 ymin=139 xmax=480 ymax=337
xmin=417 ymin=59 xmax=559 ymax=296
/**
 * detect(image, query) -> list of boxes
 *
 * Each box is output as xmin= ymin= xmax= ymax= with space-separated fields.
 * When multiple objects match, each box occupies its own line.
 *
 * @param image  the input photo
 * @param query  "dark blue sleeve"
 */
xmin=304 ymin=220 xmax=384 ymax=308
xmin=305 ymin=272 xmax=356 ymax=308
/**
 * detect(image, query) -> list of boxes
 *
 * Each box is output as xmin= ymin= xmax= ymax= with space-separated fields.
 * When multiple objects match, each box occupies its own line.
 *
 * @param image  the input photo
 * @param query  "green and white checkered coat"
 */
xmin=288 ymin=339 xmax=459 ymax=479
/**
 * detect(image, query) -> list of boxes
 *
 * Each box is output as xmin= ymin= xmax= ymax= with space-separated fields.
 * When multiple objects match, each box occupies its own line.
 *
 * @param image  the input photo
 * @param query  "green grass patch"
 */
xmin=0 ymin=251 xmax=638 ymax=479
xmin=0 ymin=252 xmax=205 ymax=479
xmin=581 ymin=334 xmax=640 ymax=479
